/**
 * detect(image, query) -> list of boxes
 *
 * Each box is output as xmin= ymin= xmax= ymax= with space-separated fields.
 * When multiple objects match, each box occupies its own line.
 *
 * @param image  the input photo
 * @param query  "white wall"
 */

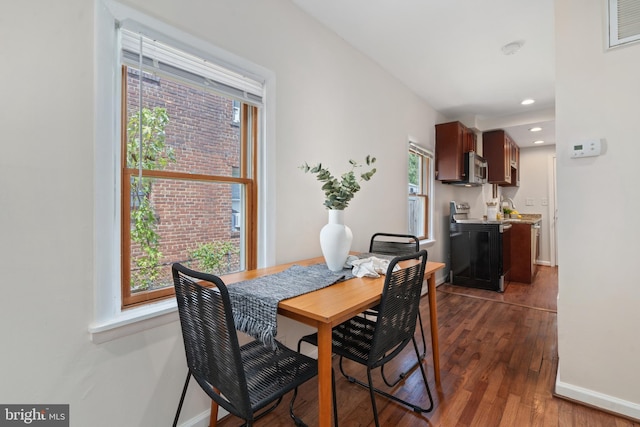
xmin=0 ymin=0 xmax=446 ymax=426
xmin=502 ymin=144 xmax=556 ymax=265
xmin=555 ymin=0 xmax=640 ymax=419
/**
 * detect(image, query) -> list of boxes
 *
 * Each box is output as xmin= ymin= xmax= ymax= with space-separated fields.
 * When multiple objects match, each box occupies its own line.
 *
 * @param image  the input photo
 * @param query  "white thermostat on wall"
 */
xmin=570 ymin=139 xmax=602 ymax=158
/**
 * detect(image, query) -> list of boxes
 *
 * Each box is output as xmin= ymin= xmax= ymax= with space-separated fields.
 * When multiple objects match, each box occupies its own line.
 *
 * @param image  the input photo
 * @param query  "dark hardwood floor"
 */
xmin=215 ymin=266 xmax=639 ymax=426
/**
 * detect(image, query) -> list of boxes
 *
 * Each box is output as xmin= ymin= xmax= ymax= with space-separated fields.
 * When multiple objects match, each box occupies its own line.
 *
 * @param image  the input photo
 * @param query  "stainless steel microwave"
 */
xmin=451 ymin=151 xmax=487 ymax=186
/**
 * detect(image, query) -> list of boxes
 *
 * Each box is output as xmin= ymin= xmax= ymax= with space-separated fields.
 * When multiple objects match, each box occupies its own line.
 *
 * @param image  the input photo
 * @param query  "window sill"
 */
xmin=419 ymin=238 xmax=436 ymax=247
xmin=88 ymin=299 xmax=178 ymax=344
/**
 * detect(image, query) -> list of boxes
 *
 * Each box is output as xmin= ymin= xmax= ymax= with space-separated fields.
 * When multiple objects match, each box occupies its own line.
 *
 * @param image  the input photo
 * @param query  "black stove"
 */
xmin=449 ymin=201 xmax=511 ymax=292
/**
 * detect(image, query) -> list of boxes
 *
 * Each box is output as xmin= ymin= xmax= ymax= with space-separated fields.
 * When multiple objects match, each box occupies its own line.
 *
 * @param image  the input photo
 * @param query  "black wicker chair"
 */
xmin=298 ymin=251 xmax=434 ymax=427
xmin=172 ymin=263 xmax=330 ymax=427
xmin=367 ymin=233 xmax=428 ymax=387
xmin=369 ymin=232 xmax=420 ymax=256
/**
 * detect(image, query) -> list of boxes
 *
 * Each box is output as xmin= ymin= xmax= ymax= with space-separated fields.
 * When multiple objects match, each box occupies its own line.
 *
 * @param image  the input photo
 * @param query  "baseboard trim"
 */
xmin=177 ymin=410 xmax=210 ymax=427
xmin=178 ymin=408 xmax=230 ymax=427
xmin=555 ymin=378 xmax=640 ymax=421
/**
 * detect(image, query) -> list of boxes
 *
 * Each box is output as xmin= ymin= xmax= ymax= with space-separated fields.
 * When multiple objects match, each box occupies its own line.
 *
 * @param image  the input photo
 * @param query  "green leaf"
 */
xmin=300 ymin=155 xmax=376 ymax=210
xmin=127 ymin=107 xmax=175 ymax=291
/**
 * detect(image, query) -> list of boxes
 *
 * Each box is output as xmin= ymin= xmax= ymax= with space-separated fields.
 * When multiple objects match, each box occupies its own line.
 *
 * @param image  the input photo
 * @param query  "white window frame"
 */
xmin=408 ymin=140 xmax=434 ymax=244
xmin=90 ymin=0 xmax=276 ymax=343
xmin=608 ymin=0 xmax=640 ymax=48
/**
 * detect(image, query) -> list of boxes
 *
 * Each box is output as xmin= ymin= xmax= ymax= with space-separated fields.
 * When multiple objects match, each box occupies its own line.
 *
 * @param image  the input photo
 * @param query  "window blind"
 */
xmin=409 ymin=142 xmax=433 ymax=158
xmin=120 ymin=28 xmax=263 ymax=105
xmin=609 ymin=0 xmax=640 ymax=48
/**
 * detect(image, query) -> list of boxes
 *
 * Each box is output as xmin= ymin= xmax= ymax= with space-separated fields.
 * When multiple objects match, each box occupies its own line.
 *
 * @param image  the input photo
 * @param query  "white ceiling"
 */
xmin=292 ymin=0 xmax=556 ymax=148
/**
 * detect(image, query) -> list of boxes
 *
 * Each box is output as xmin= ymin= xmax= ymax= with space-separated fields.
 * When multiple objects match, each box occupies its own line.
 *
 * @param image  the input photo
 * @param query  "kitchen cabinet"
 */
xmin=510 ymin=221 xmax=540 ymax=283
xmin=505 ymin=142 xmax=520 ymax=187
xmin=435 ymin=121 xmax=476 ymax=181
xmin=482 ymin=129 xmax=519 ymax=186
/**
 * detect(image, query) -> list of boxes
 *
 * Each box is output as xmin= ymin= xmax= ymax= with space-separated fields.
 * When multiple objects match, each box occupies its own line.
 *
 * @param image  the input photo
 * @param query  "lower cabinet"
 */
xmin=510 ymin=222 xmax=539 ymax=283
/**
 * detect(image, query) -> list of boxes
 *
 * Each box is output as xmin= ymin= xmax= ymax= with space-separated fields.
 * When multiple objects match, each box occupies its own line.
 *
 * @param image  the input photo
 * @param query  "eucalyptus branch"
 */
xmin=300 ymin=155 xmax=377 ymax=210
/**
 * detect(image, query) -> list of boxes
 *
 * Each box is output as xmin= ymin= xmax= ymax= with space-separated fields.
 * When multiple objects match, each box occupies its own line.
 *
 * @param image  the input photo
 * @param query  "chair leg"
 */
xmin=173 ymin=371 xmax=192 ymax=427
xmin=289 ymin=388 xmax=306 ymax=426
xmin=254 ymin=396 xmax=283 ymax=422
xmin=417 ymin=311 xmax=428 ymax=357
xmin=290 ymin=339 xmax=308 ymax=426
xmin=290 ymin=348 xmax=339 ymax=427
xmin=209 ymin=398 xmax=219 ymax=427
xmin=411 ymin=336 xmax=434 ymax=413
xmin=338 ymin=355 xmax=356 ymax=384
xmin=289 ymin=372 xmax=339 ymax=427
xmin=340 ymin=338 xmax=434 ymax=415
xmin=380 ymin=311 xmax=427 ymax=387
xmin=366 ymin=368 xmax=382 ymax=427
xmin=376 ymin=338 xmax=434 ymax=413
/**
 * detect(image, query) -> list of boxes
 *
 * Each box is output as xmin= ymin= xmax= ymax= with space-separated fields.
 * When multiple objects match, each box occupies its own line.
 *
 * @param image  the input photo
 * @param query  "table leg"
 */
xmin=209 ymin=390 xmax=219 ymax=427
xmin=317 ymin=323 xmax=333 ymax=427
xmin=427 ymin=273 xmax=441 ymax=386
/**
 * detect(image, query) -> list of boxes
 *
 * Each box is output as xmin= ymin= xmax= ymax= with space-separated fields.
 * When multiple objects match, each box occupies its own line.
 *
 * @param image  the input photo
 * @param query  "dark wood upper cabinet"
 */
xmin=435 ymin=121 xmax=477 ymax=181
xmin=482 ymin=129 xmax=519 ymax=186
xmin=506 ymin=142 xmax=520 ymax=187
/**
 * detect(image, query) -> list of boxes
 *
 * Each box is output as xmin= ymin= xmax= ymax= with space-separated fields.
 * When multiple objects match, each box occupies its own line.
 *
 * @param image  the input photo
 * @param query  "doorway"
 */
xmin=547 ymin=155 xmax=558 ymax=266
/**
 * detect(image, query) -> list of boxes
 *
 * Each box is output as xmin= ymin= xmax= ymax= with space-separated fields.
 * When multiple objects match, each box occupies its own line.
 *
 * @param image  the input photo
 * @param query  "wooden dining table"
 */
xmin=221 ymin=256 xmax=445 ymax=427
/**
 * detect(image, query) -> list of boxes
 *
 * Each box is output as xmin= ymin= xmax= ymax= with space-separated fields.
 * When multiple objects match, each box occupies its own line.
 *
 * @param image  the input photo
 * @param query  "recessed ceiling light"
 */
xmin=529 ymin=127 xmax=542 ymax=132
xmin=534 ymin=140 xmax=544 ymax=144
xmin=521 ymin=99 xmax=535 ymax=105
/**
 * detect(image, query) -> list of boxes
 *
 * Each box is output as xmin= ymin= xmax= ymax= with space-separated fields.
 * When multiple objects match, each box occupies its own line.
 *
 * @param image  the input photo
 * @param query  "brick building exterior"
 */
xmin=126 ymin=69 xmax=242 ymax=290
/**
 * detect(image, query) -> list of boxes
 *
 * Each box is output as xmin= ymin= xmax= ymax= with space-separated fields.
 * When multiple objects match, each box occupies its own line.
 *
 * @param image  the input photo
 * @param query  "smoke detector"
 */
xmin=501 ymin=40 xmax=525 ymax=55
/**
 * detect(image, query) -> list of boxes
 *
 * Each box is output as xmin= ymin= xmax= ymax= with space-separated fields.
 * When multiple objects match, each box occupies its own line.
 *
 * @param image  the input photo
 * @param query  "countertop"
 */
xmin=454 ymin=213 xmax=542 ymax=226
xmin=504 ymin=213 xmax=542 ymax=225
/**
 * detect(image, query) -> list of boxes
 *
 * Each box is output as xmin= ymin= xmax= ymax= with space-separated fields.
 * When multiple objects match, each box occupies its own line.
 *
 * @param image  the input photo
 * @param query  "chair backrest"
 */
xmin=369 ymin=232 xmax=420 ymax=256
xmin=172 ymin=263 xmax=253 ymax=420
xmin=368 ymin=250 xmax=427 ymax=368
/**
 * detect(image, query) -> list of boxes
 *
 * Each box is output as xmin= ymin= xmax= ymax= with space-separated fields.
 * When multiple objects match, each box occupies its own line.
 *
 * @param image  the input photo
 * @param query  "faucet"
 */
xmin=505 ymin=197 xmax=516 ymax=210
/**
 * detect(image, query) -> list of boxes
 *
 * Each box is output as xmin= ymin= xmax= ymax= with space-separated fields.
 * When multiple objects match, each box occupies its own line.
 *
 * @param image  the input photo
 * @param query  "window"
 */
xmin=232 ymin=100 xmax=241 ymax=126
xmin=608 ymin=0 xmax=640 ymax=48
xmin=408 ymin=143 xmax=433 ymax=240
xmin=120 ymin=28 xmax=261 ymax=308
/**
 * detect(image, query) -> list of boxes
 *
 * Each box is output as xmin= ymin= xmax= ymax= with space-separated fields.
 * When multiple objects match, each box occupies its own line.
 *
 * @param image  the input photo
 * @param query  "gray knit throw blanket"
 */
xmin=227 ymin=263 xmax=353 ymax=349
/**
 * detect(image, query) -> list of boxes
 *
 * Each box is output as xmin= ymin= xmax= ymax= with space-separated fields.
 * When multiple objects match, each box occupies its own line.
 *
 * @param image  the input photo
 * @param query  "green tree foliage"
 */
xmin=127 ymin=107 xmax=175 ymax=291
xmin=408 ymin=152 xmax=419 ymax=186
xmin=189 ymin=241 xmax=240 ymax=275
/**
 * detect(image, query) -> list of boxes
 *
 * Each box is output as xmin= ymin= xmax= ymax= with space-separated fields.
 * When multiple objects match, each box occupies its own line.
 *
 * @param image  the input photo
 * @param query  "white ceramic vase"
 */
xmin=319 ymin=209 xmax=353 ymax=272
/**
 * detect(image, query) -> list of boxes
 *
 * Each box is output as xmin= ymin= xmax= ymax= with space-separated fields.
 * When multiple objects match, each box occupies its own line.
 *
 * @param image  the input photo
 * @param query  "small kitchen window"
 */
xmin=408 ymin=142 xmax=433 ymax=240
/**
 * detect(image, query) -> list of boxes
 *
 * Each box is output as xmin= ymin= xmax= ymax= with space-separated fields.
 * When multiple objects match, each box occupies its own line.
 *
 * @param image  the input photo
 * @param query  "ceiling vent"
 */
xmin=608 ymin=0 xmax=640 ymax=48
